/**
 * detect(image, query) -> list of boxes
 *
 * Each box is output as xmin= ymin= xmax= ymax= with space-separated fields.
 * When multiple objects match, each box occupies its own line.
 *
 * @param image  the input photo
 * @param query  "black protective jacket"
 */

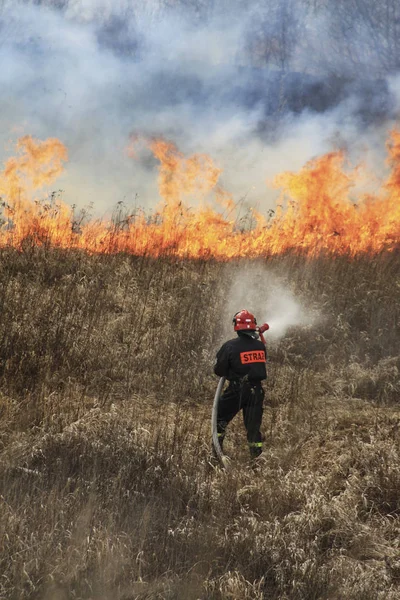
xmin=214 ymin=332 xmax=267 ymax=382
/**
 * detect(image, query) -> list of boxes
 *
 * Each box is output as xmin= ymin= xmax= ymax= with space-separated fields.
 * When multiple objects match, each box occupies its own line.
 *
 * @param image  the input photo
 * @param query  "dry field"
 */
xmin=0 ymin=247 xmax=400 ymax=599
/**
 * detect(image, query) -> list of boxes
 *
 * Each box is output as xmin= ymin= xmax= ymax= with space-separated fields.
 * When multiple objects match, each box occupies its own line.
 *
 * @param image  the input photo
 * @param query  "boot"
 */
xmin=248 ymin=441 xmax=262 ymax=459
xmin=212 ymin=434 xmax=224 ymax=458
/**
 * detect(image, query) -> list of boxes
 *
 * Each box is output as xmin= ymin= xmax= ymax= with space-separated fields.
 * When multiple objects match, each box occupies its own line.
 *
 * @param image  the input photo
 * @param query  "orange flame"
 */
xmin=0 ymin=136 xmax=70 ymax=247
xmin=0 ymin=132 xmax=399 ymax=258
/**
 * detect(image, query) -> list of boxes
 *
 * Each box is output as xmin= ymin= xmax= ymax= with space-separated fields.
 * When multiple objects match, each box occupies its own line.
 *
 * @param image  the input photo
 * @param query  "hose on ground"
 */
xmin=211 ymin=376 xmax=229 ymax=468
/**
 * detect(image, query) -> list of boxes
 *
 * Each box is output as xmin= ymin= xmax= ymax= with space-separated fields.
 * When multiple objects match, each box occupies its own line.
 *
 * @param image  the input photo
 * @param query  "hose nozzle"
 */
xmin=258 ymin=323 xmax=270 ymax=334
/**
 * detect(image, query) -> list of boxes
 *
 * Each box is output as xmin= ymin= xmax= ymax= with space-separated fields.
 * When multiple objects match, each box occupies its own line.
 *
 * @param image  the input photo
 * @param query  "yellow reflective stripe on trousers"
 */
xmin=217 ymin=433 xmax=224 ymax=437
xmin=248 ymin=442 xmax=263 ymax=447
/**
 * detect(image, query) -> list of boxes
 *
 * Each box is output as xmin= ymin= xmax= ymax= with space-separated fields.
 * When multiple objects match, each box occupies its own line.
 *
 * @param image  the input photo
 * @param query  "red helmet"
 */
xmin=233 ymin=309 xmax=257 ymax=331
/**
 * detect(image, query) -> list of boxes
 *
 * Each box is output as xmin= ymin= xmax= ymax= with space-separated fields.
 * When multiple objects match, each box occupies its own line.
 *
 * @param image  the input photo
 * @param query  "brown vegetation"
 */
xmin=0 ymin=246 xmax=399 ymax=599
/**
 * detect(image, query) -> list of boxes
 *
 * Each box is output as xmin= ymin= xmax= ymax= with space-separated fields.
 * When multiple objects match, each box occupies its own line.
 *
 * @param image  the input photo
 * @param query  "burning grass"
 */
xmin=0 ymin=247 xmax=399 ymax=599
xmin=1 ymin=133 xmax=400 ymax=257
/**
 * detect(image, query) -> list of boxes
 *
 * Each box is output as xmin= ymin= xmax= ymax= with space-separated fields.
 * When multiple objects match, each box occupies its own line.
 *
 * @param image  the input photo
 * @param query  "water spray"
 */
xmin=211 ymin=321 xmax=269 ymax=468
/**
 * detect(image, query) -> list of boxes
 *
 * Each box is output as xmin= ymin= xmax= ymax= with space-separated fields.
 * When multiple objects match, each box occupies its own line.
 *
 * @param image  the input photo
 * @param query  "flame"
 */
xmin=0 ymin=136 xmax=70 ymax=247
xmin=0 ymin=132 xmax=399 ymax=258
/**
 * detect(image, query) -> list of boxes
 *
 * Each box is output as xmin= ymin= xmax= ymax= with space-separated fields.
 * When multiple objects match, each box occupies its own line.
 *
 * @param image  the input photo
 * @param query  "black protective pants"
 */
xmin=217 ymin=380 xmax=264 ymax=458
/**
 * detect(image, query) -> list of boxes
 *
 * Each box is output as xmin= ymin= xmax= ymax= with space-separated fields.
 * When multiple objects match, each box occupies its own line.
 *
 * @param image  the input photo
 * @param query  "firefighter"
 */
xmin=214 ymin=309 xmax=267 ymax=459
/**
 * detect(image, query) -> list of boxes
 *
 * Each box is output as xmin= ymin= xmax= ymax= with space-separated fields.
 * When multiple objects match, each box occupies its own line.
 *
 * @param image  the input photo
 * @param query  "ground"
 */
xmin=0 ymin=248 xmax=399 ymax=599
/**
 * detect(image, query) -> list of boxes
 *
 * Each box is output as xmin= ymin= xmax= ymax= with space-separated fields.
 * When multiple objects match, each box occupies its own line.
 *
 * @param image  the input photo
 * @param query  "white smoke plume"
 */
xmin=0 ymin=0 xmax=397 ymax=214
xmin=221 ymin=262 xmax=317 ymax=343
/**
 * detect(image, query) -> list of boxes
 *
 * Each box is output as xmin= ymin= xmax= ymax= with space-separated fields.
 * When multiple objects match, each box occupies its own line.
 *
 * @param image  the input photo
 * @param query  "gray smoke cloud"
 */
xmin=0 ymin=0 xmax=397 ymax=214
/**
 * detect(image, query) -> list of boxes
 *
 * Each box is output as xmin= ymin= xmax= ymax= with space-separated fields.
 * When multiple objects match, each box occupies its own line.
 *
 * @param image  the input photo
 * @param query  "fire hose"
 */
xmin=211 ymin=323 xmax=269 ymax=467
xmin=211 ymin=375 xmax=228 ymax=467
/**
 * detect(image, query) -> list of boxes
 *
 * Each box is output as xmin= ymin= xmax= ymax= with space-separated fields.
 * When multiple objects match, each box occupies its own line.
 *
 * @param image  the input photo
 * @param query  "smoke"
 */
xmin=0 ymin=0 xmax=397 ymax=214
xmin=221 ymin=262 xmax=317 ymax=343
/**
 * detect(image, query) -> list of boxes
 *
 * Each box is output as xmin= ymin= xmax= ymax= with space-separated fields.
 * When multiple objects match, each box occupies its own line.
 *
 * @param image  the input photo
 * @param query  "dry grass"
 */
xmin=0 ymin=246 xmax=399 ymax=599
